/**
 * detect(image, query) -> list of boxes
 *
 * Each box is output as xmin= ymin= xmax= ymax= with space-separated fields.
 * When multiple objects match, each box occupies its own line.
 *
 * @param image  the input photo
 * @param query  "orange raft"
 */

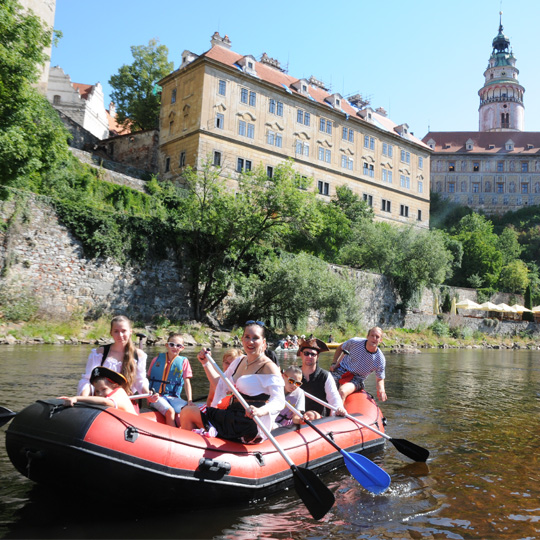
xmin=6 ymin=391 xmax=385 ymax=505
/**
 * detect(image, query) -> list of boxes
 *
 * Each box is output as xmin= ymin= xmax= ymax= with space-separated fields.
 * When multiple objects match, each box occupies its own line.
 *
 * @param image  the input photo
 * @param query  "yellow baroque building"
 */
xmin=158 ymin=33 xmax=430 ymax=228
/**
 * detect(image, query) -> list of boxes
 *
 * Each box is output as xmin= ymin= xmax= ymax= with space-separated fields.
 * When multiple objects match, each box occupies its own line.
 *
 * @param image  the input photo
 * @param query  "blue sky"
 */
xmin=51 ymin=0 xmax=540 ymax=137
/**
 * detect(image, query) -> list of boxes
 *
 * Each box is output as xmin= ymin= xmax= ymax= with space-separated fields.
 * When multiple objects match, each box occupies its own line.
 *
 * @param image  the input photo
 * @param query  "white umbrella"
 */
xmin=511 ymin=304 xmax=532 ymax=313
xmin=496 ymin=303 xmax=517 ymax=313
xmin=532 ymin=305 xmax=540 ymax=313
xmin=479 ymin=301 xmax=500 ymax=311
xmin=455 ymin=299 xmax=482 ymax=310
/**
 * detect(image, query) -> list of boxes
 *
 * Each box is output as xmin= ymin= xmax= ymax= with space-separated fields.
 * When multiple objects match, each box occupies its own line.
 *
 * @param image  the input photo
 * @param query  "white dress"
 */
xmin=211 ymin=356 xmax=285 ymax=440
xmin=77 ymin=348 xmax=148 ymax=395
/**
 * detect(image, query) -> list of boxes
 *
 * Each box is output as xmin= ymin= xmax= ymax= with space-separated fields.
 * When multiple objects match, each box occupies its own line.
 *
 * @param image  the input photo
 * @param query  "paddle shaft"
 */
xmin=203 ymin=352 xmax=296 ymax=468
xmin=304 ymin=390 xmax=390 ymax=441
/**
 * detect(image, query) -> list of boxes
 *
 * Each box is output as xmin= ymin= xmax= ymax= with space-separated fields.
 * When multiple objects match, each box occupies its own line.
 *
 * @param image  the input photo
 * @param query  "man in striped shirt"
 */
xmin=330 ymin=327 xmax=387 ymax=403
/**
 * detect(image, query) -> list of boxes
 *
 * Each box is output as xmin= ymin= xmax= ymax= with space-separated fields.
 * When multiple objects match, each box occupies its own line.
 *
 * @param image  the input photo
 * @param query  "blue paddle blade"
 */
xmin=341 ymin=450 xmax=391 ymax=494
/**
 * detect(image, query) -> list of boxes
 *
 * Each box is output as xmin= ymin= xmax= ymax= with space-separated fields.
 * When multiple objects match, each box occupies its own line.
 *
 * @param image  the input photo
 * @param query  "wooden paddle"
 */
xmin=204 ymin=351 xmax=335 ymax=520
xmin=284 ymin=401 xmax=390 ymax=494
xmin=304 ymin=391 xmax=430 ymax=462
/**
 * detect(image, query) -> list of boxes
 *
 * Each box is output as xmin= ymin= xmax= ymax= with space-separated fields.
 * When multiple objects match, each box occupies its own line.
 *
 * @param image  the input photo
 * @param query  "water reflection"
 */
xmin=1 ymin=346 xmax=539 ymax=538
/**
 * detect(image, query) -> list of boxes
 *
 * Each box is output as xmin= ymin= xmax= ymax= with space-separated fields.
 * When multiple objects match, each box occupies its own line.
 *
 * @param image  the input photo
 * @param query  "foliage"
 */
xmin=227 ymin=252 xmax=360 ymax=328
xmin=109 ymin=39 xmax=174 ymax=131
xmin=498 ymin=260 xmax=529 ymax=294
xmin=497 ymin=226 xmax=522 ymax=265
xmin=428 ymin=319 xmax=449 ymax=337
xmin=0 ymin=0 xmax=71 ymax=183
xmin=467 ymin=273 xmax=484 ymax=288
xmin=0 ymin=280 xmax=38 ymax=321
xmin=429 ymin=192 xmax=474 ymax=230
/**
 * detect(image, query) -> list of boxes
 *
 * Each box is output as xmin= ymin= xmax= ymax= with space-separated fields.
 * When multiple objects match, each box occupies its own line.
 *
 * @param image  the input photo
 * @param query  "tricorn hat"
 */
xmin=296 ymin=337 xmax=330 ymax=356
xmin=90 ymin=366 xmax=128 ymax=389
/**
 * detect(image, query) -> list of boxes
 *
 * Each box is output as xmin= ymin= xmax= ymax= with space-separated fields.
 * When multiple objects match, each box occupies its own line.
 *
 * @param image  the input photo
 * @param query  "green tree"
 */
xmin=0 ymin=0 xmax=70 ymax=183
xmin=170 ymin=160 xmax=318 ymax=321
xmin=498 ymin=260 xmax=529 ymax=294
xmin=109 ymin=39 xmax=173 ymax=131
xmin=497 ymin=226 xmax=522 ymax=265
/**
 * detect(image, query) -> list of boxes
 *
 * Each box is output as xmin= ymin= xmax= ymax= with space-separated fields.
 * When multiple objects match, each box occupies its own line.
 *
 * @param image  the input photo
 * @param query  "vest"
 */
xmin=148 ymin=353 xmax=186 ymax=396
xmin=302 ymin=366 xmax=331 ymax=417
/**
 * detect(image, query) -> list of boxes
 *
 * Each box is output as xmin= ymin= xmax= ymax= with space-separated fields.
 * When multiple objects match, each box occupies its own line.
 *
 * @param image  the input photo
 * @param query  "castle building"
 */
xmin=158 ymin=33 xmax=431 ymax=228
xmin=423 ymin=15 xmax=540 ymax=213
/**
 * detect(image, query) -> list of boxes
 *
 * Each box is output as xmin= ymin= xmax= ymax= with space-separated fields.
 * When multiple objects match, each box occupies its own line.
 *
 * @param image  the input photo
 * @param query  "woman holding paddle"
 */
xmin=179 ymin=321 xmax=284 ymax=443
xmin=77 ymin=315 xmax=149 ymax=397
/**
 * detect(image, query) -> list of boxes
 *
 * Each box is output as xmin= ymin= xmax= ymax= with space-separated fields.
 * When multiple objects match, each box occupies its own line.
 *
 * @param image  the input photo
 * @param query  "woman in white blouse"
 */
xmin=179 ymin=321 xmax=284 ymax=443
xmin=77 ymin=315 xmax=149 ymax=397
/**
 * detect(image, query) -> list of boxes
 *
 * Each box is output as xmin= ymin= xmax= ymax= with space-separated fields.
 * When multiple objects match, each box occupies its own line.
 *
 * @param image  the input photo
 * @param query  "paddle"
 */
xmin=304 ymin=391 xmax=429 ymax=463
xmin=284 ymin=401 xmax=390 ymax=494
xmin=0 ymin=406 xmax=16 ymax=428
xmin=204 ymin=351 xmax=335 ymax=520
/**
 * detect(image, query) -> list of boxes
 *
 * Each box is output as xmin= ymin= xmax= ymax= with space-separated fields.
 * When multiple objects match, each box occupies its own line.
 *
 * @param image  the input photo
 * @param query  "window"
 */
xmin=238 ymin=120 xmax=246 ymax=137
xmin=341 ymin=156 xmax=353 ymax=170
xmin=381 ymin=199 xmax=391 ymax=212
xmin=296 ymin=140 xmax=309 ymax=156
xmin=418 ymin=156 xmax=423 ymax=169
xmin=382 ymin=169 xmax=387 ymax=182
xmin=473 ymin=183 xmax=480 ymax=193
xmin=240 ymin=88 xmax=248 ymax=104
xmin=448 ymin=161 xmax=455 ymax=172
xmin=382 ymin=143 xmax=394 ymax=157
xmin=267 ymin=166 xmax=273 ymax=178
xmin=239 ymin=121 xmax=254 ymax=139
xmin=501 ymin=112 xmax=510 ymax=129
xmin=497 ymin=161 xmax=504 ymax=172
xmin=473 ymin=162 xmax=480 ymax=172
xmin=247 ymin=123 xmax=255 ymax=139
xmin=296 ymin=175 xmax=309 ymax=190
xmin=400 ymin=204 xmax=409 ymax=217
xmin=401 ymin=150 xmax=411 ymax=164
xmin=275 ymin=133 xmax=282 ymax=148
xmin=318 ymin=147 xmax=331 ymax=163
xmin=342 ymin=127 xmax=354 ymax=142
xmin=249 ymin=90 xmax=256 ymax=106
xmin=213 ymin=151 xmax=221 ymax=167
xmin=267 ymin=131 xmax=282 ymax=147
xmin=218 ymin=79 xmax=226 ymax=96
xmin=417 ymin=209 xmax=422 ymax=221
xmin=169 ymin=121 xmax=174 ymax=134
xmin=400 ymin=175 xmax=410 ymax=189
xmin=449 ymin=183 xmax=455 ymax=193
xmin=269 ymin=99 xmax=284 ymax=116
xmin=363 ymin=194 xmax=373 ymax=206
xmin=521 ymin=183 xmax=529 ymax=194
xmin=317 ymin=181 xmax=330 ymax=196
xmin=364 ymin=135 xmax=375 ymax=150
xmin=418 ymin=181 xmax=423 ymax=193
xmin=497 ymin=183 xmax=504 ymax=193
xmin=319 ymin=118 xmax=332 ymax=134
xmin=297 ymin=109 xmax=310 ymax=126
xmin=179 ymin=151 xmax=186 ymax=168
xmin=53 ymin=95 xmax=61 ymax=105
xmin=521 ymin=162 xmax=529 ymax=172
xmin=215 ymin=113 xmax=224 ymax=129
xmin=387 ymin=170 xmax=393 ymax=184
xmin=363 ymin=162 xmax=374 ymax=177
xmin=237 ymin=158 xmax=252 ymax=173
xmin=165 ymin=157 xmax=170 ymax=172
xmin=171 ymin=89 xmax=177 ymax=104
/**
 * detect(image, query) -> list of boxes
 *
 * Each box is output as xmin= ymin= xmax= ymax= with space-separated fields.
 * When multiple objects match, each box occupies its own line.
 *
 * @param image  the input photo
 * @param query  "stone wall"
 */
xmin=0 ymin=195 xmax=191 ymax=322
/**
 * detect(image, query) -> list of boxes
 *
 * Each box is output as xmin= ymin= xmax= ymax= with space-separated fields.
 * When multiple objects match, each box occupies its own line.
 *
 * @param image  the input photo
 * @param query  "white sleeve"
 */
xmin=133 ymin=350 xmax=149 ymax=394
xmin=77 ymin=349 xmax=102 ymax=395
xmin=264 ymin=375 xmax=285 ymax=414
xmin=295 ymin=389 xmax=306 ymax=412
xmin=210 ymin=357 xmax=242 ymax=408
xmin=324 ymin=373 xmax=344 ymax=416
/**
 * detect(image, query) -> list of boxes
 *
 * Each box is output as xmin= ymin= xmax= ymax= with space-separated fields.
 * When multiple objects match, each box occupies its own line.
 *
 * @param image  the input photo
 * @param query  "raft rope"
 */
xmin=50 ymin=400 xmax=381 ymax=457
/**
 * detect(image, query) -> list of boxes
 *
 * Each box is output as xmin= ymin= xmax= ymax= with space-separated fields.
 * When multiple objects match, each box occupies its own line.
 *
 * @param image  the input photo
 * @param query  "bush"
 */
xmin=0 ymin=281 xmax=38 ymax=322
xmin=429 ymin=319 xmax=449 ymax=337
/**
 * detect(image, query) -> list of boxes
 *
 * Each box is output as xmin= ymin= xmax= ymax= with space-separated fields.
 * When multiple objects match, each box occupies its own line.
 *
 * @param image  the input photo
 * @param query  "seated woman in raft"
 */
xmin=179 ymin=321 xmax=284 ymax=444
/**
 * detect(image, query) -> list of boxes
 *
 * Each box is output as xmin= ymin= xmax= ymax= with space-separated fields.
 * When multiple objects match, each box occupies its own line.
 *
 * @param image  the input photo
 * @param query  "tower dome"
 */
xmin=478 ymin=13 xmax=524 ymax=132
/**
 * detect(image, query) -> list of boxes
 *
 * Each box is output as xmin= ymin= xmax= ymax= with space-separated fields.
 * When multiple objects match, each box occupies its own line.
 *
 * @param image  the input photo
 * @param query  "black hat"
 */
xmin=296 ymin=337 xmax=330 ymax=356
xmin=90 ymin=366 xmax=128 ymax=389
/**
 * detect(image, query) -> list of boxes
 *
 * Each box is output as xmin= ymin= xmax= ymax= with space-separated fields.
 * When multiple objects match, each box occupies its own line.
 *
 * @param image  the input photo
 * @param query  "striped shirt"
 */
xmin=340 ymin=338 xmax=385 ymax=381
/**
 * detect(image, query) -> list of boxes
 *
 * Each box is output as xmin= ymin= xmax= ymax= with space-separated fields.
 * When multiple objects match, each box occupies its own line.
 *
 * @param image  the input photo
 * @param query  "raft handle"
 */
xmin=124 ymin=426 xmax=139 ymax=443
xmin=253 ymin=452 xmax=265 ymax=467
xmin=198 ymin=458 xmax=231 ymax=474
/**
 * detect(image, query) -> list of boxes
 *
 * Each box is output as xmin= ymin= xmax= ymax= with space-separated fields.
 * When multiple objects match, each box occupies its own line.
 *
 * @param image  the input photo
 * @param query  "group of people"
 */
xmin=59 ymin=316 xmax=387 ymax=445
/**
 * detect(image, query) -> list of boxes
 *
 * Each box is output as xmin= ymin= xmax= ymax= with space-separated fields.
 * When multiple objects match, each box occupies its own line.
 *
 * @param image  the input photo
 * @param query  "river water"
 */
xmin=0 ymin=345 xmax=539 ymax=539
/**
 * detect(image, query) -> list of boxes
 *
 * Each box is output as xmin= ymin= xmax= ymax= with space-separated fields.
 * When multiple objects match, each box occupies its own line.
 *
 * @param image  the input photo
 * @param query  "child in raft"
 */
xmin=206 ymin=348 xmax=242 ymax=408
xmin=147 ymin=333 xmax=193 ymax=427
xmin=274 ymin=365 xmax=305 ymax=428
xmin=59 ymin=366 xmax=136 ymax=414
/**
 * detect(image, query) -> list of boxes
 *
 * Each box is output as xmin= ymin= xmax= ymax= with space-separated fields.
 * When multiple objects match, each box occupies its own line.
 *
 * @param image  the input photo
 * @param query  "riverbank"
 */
xmin=0 ymin=317 xmax=538 ymax=351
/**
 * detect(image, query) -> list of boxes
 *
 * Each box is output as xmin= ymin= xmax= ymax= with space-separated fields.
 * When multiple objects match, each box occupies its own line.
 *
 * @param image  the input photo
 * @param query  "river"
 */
xmin=0 ymin=345 xmax=539 ymax=539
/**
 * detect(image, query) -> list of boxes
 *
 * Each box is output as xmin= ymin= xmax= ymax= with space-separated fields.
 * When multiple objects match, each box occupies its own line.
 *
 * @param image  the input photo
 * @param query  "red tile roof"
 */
xmin=106 ymin=109 xmax=130 ymax=136
xmin=72 ymin=82 xmax=94 ymax=100
xmin=423 ymin=131 xmax=540 ymax=154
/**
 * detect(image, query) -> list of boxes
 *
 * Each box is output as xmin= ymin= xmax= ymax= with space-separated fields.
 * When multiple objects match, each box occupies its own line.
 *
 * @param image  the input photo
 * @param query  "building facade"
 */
xmin=423 ymin=16 xmax=540 ymax=213
xmin=158 ymin=33 xmax=431 ymax=228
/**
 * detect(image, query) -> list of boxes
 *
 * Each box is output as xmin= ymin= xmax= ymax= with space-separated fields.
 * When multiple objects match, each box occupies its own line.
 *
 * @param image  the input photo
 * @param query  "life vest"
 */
xmin=148 ymin=353 xmax=186 ymax=397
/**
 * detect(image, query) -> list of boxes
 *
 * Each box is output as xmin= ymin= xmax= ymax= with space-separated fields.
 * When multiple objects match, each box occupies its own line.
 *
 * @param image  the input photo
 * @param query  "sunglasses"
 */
xmin=301 ymin=350 xmax=318 ymax=357
xmin=167 ymin=342 xmax=184 ymax=348
xmin=245 ymin=320 xmax=265 ymax=327
xmin=287 ymin=377 xmax=302 ymax=388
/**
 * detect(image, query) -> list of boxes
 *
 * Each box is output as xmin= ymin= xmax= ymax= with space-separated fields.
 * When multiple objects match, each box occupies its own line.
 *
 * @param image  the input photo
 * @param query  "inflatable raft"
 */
xmin=5 ymin=391 xmax=385 ymax=505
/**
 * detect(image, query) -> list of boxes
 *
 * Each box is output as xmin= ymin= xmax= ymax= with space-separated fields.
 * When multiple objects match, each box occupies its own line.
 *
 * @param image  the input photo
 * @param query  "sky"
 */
xmin=50 ymin=0 xmax=540 ymax=138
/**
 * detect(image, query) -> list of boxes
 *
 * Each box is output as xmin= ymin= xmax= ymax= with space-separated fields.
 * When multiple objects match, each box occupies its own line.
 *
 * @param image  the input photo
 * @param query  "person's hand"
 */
xmin=187 ymin=400 xmax=194 ymax=406
xmin=377 ymin=389 xmax=387 ymax=402
xmin=329 ymin=363 xmax=337 ymax=372
xmin=197 ymin=349 xmax=210 ymax=364
xmin=245 ymin=405 xmax=266 ymax=418
xmin=58 ymin=396 xmax=77 ymax=407
xmin=335 ymin=406 xmax=347 ymax=417
xmin=147 ymin=391 xmax=159 ymax=403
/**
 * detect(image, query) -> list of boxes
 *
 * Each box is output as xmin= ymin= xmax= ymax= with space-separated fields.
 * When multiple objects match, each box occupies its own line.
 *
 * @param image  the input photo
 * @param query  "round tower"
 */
xmin=478 ymin=13 xmax=524 ymax=132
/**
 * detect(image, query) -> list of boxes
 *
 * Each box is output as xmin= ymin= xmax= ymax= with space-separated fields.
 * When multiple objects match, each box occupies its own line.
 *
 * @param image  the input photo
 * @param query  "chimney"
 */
xmin=210 ymin=32 xmax=231 ymax=49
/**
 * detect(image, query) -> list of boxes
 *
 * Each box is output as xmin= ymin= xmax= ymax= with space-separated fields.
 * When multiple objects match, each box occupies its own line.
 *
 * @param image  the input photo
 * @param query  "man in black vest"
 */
xmin=298 ymin=337 xmax=346 ymax=419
